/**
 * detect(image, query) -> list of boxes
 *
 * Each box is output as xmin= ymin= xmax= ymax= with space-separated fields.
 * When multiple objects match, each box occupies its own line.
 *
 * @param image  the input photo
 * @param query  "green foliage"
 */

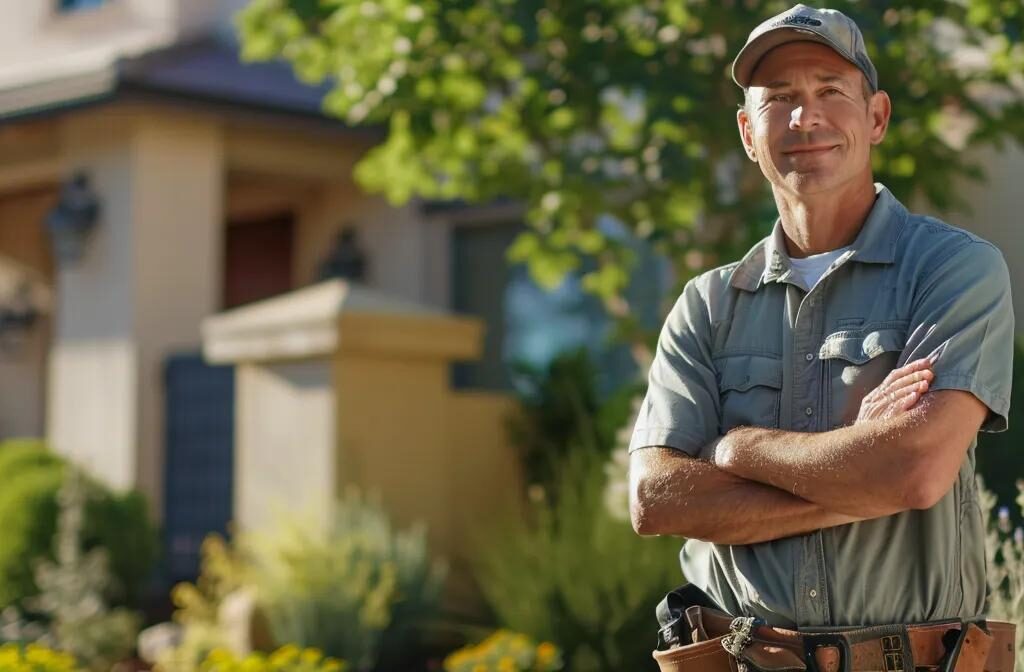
xmin=980 ymin=478 xmax=1024 ymax=670
xmin=169 ymin=536 xmax=248 ymax=631
xmin=236 ymin=0 xmax=1024 ymax=321
xmin=0 ymin=469 xmax=63 ymax=609
xmin=0 ymin=643 xmax=80 ymax=672
xmin=0 ymin=442 xmax=158 ymax=612
xmin=245 ymin=492 xmax=447 ymax=672
xmin=197 ymin=645 xmax=345 ymax=672
xmin=165 ymin=494 xmax=446 ymax=672
xmin=975 ymin=338 xmax=1024 ymax=520
xmin=0 ymin=441 xmax=62 ymax=477
xmin=507 ymin=348 xmax=639 ymax=493
xmin=443 ymin=630 xmax=562 ymax=672
xmin=25 ymin=468 xmax=141 ymax=671
xmin=474 ymin=448 xmax=679 ymax=672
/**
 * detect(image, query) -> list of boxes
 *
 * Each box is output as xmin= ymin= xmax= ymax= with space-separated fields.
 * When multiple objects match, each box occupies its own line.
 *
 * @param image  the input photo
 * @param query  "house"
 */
xmin=0 ymin=0 xmax=1019 ymax=586
xmin=0 ymin=0 xmax=539 ymax=588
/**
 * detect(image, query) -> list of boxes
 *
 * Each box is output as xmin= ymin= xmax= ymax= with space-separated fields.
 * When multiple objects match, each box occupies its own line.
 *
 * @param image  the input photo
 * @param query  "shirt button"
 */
xmin=805 ymin=353 xmax=815 ymax=362
xmin=805 ymin=407 xmax=814 ymax=416
xmin=809 ymin=589 xmax=818 ymax=598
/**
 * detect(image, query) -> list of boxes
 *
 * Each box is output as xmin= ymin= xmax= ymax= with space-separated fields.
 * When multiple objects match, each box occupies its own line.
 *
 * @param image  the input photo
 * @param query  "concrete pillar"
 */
xmin=48 ymin=107 xmax=222 ymax=516
xmin=201 ymin=280 xmax=521 ymax=554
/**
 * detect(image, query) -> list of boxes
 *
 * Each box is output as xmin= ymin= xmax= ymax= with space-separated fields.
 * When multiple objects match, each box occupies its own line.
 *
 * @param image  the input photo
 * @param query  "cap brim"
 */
xmin=731 ymin=27 xmax=859 ymax=89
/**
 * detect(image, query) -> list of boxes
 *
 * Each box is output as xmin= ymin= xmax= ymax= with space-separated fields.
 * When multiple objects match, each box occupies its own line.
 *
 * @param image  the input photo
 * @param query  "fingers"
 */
xmin=882 ymin=358 xmax=932 ymax=385
xmin=886 ymin=367 xmax=934 ymax=396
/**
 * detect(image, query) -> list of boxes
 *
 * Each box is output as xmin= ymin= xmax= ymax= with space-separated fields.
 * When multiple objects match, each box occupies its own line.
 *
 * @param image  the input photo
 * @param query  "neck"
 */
xmin=772 ymin=178 xmax=877 ymax=259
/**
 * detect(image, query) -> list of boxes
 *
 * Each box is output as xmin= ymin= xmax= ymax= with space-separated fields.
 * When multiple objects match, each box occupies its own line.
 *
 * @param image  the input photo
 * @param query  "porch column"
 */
xmin=47 ymin=107 xmax=223 ymax=518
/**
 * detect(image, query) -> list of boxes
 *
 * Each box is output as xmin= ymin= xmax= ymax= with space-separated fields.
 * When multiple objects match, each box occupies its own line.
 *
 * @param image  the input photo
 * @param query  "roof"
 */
xmin=0 ymin=35 xmax=344 ymax=124
xmin=117 ymin=37 xmax=335 ymax=118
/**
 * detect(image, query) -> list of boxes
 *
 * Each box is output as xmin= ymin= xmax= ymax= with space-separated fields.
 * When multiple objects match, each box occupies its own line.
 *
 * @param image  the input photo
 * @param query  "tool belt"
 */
xmin=653 ymin=585 xmax=1016 ymax=672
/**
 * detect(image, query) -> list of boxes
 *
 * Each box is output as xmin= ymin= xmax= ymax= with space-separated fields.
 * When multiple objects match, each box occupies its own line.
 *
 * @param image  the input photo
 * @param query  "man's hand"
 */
xmin=855 ymin=358 xmax=933 ymax=423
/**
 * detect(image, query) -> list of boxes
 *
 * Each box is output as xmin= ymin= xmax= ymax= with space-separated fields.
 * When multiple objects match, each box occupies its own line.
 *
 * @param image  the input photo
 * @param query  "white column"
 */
xmin=48 ymin=107 xmax=222 ymax=518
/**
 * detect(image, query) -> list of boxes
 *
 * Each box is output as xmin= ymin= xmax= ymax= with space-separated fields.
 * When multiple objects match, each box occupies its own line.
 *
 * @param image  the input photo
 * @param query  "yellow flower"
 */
xmin=535 ymin=642 xmax=558 ymax=666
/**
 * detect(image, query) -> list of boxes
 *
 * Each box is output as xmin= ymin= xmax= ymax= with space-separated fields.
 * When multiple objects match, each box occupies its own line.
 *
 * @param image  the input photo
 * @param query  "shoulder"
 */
xmin=664 ymin=240 xmax=768 ymax=324
xmin=898 ymin=212 xmax=1008 ymax=272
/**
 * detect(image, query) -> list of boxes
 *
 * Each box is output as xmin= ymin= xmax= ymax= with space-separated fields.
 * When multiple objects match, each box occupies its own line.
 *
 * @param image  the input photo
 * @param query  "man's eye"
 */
xmin=822 ymin=88 xmax=841 ymax=96
xmin=768 ymin=93 xmax=791 ymax=102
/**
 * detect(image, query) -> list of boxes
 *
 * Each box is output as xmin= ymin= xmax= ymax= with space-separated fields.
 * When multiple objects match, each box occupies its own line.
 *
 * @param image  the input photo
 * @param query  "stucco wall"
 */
xmin=48 ymin=106 xmax=222 ymax=514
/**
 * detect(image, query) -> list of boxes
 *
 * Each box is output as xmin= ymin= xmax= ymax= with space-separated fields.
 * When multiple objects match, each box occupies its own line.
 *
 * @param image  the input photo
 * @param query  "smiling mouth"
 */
xmin=783 ymin=145 xmax=839 ymax=155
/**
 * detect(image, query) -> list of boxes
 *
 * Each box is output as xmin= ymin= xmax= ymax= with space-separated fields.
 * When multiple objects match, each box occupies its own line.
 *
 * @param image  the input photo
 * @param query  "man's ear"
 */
xmin=868 ymin=90 xmax=892 ymax=145
xmin=737 ymin=107 xmax=758 ymax=162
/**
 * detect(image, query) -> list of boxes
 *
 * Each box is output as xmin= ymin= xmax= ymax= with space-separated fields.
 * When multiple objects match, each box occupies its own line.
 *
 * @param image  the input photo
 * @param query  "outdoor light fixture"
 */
xmin=46 ymin=171 xmax=100 ymax=266
xmin=0 ymin=256 xmax=50 ymax=353
xmin=316 ymin=225 xmax=368 ymax=282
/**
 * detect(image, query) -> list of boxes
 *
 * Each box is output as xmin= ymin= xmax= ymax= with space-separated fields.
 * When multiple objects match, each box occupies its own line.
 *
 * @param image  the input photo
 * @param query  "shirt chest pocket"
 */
xmin=715 ymin=355 xmax=783 ymax=434
xmin=820 ymin=326 xmax=906 ymax=428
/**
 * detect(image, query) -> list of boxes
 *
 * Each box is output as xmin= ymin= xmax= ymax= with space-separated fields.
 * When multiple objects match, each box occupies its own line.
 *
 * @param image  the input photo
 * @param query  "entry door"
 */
xmin=222 ymin=212 xmax=295 ymax=309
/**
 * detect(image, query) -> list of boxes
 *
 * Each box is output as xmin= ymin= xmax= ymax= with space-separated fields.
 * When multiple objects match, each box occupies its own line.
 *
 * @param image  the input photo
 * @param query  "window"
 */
xmin=58 ymin=0 xmax=106 ymax=11
xmin=450 ymin=217 xmax=667 ymax=396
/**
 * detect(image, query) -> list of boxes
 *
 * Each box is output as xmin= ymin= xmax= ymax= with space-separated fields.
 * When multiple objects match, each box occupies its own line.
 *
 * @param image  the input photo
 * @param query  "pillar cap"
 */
xmin=202 ymin=279 xmax=483 ymax=364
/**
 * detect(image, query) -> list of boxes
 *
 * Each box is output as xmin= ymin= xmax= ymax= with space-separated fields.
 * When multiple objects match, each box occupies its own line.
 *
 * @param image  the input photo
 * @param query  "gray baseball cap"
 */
xmin=732 ymin=4 xmax=878 ymax=91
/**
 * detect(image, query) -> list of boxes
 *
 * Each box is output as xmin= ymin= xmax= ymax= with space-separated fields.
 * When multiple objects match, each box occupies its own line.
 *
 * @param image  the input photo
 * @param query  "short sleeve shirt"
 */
xmin=630 ymin=184 xmax=1015 ymax=628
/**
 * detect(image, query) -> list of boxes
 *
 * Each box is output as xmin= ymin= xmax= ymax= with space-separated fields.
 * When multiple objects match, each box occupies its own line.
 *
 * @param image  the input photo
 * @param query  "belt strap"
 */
xmin=653 ymin=586 xmax=1015 ymax=672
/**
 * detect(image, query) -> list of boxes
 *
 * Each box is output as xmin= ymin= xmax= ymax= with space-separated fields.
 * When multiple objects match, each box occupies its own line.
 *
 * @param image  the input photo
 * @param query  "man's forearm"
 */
xmin=631 ymin=447 xmax=862 ymax=544
xmin=711 ymin=392 xmax=984 ymax=517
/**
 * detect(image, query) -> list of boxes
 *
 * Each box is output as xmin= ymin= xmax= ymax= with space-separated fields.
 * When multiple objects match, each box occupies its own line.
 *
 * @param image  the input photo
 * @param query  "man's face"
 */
xmin=737 ymin=41 xmax=890 ymax=197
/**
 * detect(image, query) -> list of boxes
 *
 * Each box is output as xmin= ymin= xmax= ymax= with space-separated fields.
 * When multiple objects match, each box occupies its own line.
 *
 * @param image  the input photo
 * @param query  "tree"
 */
xmin=237 ymin=0 xmax=1024 ymax=357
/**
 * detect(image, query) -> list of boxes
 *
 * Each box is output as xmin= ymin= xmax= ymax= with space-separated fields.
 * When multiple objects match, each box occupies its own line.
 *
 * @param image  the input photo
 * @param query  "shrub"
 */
xmin=245 ymin=491 xmax=446 ymax=671
xmin=0 ymin=441 xmax=62 ymax=479
xmin=474 ymin=448 xmax=679 ymax=672
xmin=164 ymin=492 xmax=446 ymax=672
xmin=507 ymin=349 xmax=639 ymax=497
xmin=0 ymin=643 xmax=80 ymax=672
xmin=443 ymin=631 xmax=562 ymax=672
xmin=976 ymin=338 xmax=1024 ymax=522
xmin=981 ymin=478 xmax=1024 ymax=670
xmin=0 ymin=470 xmax=64 ymax=608
xmin=0 ymin=442 xmax=159 ymax=611
xmin=198 ymin=645 xmax=344 ymax=672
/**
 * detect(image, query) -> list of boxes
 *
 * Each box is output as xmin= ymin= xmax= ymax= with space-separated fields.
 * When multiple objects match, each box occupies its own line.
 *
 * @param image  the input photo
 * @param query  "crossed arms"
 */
xmin=629 ymin=362 xmax=989 ymax=545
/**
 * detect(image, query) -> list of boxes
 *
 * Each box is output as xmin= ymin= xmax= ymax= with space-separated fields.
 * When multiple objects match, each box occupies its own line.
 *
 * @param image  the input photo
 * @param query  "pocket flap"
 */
xmin=819 ymin=328 xmax=906 ymax=364
xmin=717 ymin=355 xmax=783 ymax=392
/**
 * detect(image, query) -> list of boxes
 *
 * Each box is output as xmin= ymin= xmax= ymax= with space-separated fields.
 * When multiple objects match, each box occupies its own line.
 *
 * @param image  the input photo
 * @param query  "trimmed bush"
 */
xmin=0 ymin=442 xmax=158 ymax=610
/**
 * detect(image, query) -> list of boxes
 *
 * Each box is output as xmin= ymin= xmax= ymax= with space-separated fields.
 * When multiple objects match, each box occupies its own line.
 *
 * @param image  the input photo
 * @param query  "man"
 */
xmin=629 ymin=1 xmax=1014 ymax=639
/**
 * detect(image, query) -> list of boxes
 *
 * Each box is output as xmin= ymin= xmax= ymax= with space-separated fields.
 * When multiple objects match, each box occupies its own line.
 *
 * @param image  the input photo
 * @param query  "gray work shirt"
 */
xmin=630 ymin=184 xmax=1015 ymax=628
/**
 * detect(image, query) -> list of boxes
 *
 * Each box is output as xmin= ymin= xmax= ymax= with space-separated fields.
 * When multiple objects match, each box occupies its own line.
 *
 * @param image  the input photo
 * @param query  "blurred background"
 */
xmin=0 ymin=1 xmax=1020 ymax=671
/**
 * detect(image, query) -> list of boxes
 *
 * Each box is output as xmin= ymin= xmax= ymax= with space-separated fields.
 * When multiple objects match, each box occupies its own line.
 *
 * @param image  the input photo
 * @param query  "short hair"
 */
xmin=742 ymin=74 xmax=874 ymax=116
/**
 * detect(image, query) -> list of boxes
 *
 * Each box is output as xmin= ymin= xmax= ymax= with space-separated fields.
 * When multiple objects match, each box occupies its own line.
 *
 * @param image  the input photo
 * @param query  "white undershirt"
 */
xmin=788 ymin=246 xmax=851 ymax=289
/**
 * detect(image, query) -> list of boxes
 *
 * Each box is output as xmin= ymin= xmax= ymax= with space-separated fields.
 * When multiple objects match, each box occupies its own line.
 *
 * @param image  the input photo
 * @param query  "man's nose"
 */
xmin=789 ymin=101 xmax=822 ymax=131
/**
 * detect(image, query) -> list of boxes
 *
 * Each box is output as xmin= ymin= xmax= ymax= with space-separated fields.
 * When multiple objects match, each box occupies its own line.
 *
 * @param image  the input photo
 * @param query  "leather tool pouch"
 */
xmin=651 ymin=584 xmax=1017 ymax=672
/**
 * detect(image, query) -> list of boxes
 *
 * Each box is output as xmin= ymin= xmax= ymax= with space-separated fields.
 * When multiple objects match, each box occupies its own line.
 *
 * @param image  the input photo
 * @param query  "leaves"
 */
xmin=237 ymin=0 xmax=1024 ymax=320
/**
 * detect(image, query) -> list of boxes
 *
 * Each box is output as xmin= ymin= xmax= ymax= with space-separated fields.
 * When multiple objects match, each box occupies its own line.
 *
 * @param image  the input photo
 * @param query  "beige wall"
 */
xmin=234 ymin=360 xmax=335 ymax=531
xmin=48 ymin=106 xmax=222 ymax=512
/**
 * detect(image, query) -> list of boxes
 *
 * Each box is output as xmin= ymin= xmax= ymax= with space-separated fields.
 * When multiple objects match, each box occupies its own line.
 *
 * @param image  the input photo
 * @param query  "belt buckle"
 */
xmin=802 ymin=633 xmax=851 ymax=672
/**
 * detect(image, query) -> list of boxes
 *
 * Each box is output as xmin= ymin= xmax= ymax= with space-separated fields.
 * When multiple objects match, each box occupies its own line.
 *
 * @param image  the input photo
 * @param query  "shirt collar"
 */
xmin=729 ymin=183 xmax=907 ymax=292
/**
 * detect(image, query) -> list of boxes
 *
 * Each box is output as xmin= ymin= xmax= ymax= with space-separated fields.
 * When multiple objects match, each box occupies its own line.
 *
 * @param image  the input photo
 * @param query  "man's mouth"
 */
xmin=783 ymin=145 xmax=839 ymax=155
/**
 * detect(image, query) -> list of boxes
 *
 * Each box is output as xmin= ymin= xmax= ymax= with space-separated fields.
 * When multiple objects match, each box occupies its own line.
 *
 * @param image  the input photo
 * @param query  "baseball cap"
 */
xmin=732 ymin=4 xmax=878 ymax=91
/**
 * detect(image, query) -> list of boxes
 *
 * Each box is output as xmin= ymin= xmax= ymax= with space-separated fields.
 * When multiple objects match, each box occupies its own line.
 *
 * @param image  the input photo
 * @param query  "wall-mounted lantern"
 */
xmin=316 ymin=225 xmax=368 ymax=283
xmin=46 ymin=171 xmax=100 ymax=266
xmin=0 ymin=257 xmax=51 ymax=353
